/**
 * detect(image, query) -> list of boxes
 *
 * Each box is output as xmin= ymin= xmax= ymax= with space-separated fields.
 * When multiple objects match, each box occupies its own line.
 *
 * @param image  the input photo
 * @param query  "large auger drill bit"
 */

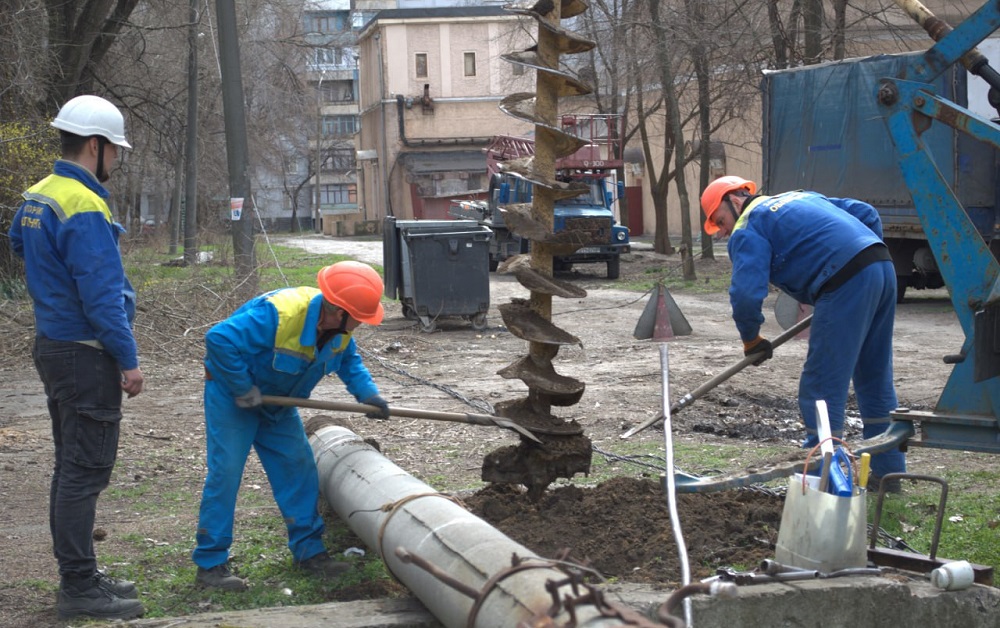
xmin=480 ymin=0 xmax=599 ymax=500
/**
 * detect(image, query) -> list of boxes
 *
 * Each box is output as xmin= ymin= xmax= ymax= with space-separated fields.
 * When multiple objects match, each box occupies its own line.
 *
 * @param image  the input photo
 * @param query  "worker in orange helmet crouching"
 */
xmin=192 ymin=261 xmax=390 ymax=590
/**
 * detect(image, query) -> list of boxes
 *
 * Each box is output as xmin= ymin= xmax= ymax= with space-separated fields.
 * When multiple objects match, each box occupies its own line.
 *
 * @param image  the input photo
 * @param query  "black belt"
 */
xmin=819 ymin=244 xmax=892 ymax=295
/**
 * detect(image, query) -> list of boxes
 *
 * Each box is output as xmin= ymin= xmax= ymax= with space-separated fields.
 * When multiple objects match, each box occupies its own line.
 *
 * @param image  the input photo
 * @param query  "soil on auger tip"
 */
xmin=463 ymin=477 xmax=785 ymax=587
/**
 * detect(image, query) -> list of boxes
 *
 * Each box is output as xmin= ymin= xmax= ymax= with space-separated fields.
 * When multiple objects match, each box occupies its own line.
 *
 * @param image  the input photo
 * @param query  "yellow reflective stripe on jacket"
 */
xmin=22 ymin=174 xmax=113 ymax=224
xmin=267 ymin=287 xmax=320 ymax=362
xmin=732 ymin=196 xmax=767 ymax=232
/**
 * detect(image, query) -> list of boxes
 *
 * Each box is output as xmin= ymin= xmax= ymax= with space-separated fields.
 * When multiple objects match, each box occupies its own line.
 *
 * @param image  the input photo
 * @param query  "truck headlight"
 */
xmin=615 ymin=230 xmax=627 ymax=242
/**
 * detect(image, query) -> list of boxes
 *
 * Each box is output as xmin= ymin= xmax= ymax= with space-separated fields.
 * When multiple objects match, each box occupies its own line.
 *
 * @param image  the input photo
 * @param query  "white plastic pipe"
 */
xmin=659 ymin=343 xmax=692 ymax=627
xmin=310 ymin=422 xmax=635 ymax=628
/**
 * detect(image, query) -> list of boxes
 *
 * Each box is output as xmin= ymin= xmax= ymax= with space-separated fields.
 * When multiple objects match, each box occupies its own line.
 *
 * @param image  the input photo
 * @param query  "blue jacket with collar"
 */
xmin=727 ymin=190 xmax=884 ymax=341
xmin=9 ymin=160 xmax=138 ymax=370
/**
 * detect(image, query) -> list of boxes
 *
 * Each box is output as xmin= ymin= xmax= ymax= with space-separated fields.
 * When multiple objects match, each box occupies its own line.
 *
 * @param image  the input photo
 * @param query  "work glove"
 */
xmin=743 ymin=336 xmax=774 ymax=366
xmin=234 ymin=385 xmax=263 ymax=408
xmin=362 ymin=394 xmax=391 ymax=420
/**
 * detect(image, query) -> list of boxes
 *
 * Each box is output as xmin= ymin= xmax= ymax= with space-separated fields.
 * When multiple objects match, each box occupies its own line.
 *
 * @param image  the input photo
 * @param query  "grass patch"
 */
xmin=616 ymin=265 xmax=732 ymax=295
xmin=96 ymin=505 xmax=397 ymax=619
xmin=870 ymin=469 xmax=1000 ymax=571
xmin=121 ymin=236 xmax=382 ymax=296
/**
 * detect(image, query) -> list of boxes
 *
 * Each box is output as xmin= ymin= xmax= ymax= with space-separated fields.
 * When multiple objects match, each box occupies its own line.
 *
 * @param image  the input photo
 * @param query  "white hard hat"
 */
xmin=51 ymin=95 xmax=131 ymax=149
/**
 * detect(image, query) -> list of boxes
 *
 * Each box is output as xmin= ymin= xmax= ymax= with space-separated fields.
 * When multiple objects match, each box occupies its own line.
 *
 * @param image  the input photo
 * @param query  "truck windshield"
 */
xmin=559 ymin=180 xmax=604 ymax=207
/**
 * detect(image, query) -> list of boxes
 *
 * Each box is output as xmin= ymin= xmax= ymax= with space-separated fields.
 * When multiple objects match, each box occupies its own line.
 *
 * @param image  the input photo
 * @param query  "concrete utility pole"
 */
xmin=183 ymin=0 xmax=200 ymax=265
xmin=215 ymin=0 xmax=257 ymax=294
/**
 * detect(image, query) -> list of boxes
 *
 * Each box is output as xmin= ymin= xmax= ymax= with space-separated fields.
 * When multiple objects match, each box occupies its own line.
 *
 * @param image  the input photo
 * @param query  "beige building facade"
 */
xmin=355 ymin=6 xmax=535 ymax=224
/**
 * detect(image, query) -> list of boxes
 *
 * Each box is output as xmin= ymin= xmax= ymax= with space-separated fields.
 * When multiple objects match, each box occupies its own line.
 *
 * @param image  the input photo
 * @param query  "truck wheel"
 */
xmin=471 ymin=312 xmax=488 ymax=331
xmin=402 ymin=304 xmax=418 ymax=320
xmin=896 ymin=276 xmax=908 ymax=304
xmin=607 ymin=257 xmax=621 ymax=280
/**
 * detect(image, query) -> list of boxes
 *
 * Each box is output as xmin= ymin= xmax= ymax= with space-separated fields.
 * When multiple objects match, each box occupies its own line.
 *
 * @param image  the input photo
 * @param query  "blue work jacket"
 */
xmin=728 ymin=191 xmax=884 ymax=341
xmin=204 ymin=286 xmax=379 ymax=421
xmin=9 ymin=160 xmax=138 ymax=370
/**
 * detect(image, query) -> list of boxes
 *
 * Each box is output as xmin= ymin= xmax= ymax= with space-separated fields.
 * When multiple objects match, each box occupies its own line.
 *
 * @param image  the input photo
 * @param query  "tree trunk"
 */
xmin=688 ymin=0 xmax=714 ymax=261
xmin=42 ymin=0 xmax=141 ymax=112
xmin=648 ymin=0 xmax=681 ymax=258
xmin=803 ymin=0 xmax=822 ymax=65
xmin=832 ymin=0 xmax=848 ymax=60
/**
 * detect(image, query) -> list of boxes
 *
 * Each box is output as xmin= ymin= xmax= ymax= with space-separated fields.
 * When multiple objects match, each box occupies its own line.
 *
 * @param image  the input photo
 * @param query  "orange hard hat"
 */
xmin=317 ymin=261 xmax=385 ymax=325
xmin=701 ymin=176 xmax=757 ymax=235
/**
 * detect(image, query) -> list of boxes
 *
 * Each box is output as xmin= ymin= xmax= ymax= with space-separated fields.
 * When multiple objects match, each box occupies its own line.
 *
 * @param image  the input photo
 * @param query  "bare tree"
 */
xmin=41 ymin=0 xmax=143 ymax=114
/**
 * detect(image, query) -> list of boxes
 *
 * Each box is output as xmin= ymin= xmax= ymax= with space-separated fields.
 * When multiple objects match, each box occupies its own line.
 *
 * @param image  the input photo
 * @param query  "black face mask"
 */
xmin=95 ymin=137 xmax=110 ymax=183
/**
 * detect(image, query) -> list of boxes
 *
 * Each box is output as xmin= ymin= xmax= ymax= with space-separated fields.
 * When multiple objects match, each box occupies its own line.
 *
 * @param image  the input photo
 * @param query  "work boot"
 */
xmin=95 ymin=570 xmax=139 ymax=599
xmin=295 ymin=551 xmax=352 ymax=578
xmin=868 ymin=475 xmax=902 ymax=494
xmin=56 ymin=576 xmax=145 ymax=621
xmin=195 ymin=563 xmax=248 ymax=591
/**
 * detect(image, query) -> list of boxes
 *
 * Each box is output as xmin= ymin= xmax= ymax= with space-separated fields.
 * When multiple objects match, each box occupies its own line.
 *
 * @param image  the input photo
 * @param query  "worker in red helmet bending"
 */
xmin=193 ymin=261 xmax=390 ymax=591
xmin=700 ymin=176 xmax=905 ymax=493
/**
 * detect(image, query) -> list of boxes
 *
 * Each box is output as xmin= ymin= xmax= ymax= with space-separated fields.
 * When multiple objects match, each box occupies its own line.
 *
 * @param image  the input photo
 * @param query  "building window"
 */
xmin=467 ymin=173 xmax=483 ymax=190
xmin=464 ymin=52 xmax=476 ymax=77
xmin=415 ymin=53 xmax=428 ymax=78
xmin=308 ymin=12 xmax=347 ymax=34
xmin=319 ymin=184 xmax=357 ymax=205
xmin=316 ymin=47 xmax=339 ymax=67
xmin=321 ymin=115 xmax=358 ymax=137
xmin=322 ymin=148 xmax=354 ymax=171
xmin=319 ymin=80 xmax=354 ymax=103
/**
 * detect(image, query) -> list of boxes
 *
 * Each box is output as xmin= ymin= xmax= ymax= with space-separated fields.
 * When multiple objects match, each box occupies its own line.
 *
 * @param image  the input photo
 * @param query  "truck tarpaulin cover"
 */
xmin=761 ymin=52 xmax=997 ymax=213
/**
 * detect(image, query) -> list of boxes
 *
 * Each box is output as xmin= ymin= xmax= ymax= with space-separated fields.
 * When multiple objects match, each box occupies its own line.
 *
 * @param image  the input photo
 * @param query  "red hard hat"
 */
xmin=317 ymin=261 xmax=384 ymax=325
xmin=701 ymin=176 xmax=757 ymax=235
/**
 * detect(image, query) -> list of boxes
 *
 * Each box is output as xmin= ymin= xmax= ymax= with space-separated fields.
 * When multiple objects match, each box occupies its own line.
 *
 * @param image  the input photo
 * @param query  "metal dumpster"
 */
xmin=383 ymin=217 xmax=493 ymax=332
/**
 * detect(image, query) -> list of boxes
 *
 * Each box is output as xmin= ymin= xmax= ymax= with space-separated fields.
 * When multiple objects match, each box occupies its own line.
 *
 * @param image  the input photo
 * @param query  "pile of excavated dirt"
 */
xmin=464 ymin=477 xmax=784 ymax=586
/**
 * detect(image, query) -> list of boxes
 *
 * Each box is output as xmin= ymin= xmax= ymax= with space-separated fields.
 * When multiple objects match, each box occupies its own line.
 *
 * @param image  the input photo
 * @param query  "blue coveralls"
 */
xmin=728 ymin=191 xmax=905 ymax=478
xmin=192 ymin=286 xmax=379 ymax=569
xmin=8 ymin=160 xmax=138 ymax=586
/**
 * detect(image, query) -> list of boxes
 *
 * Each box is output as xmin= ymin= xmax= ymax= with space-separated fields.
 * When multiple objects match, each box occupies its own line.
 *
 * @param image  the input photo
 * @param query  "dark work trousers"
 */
xmin=32 ymin=337 xmax=123 ymax=585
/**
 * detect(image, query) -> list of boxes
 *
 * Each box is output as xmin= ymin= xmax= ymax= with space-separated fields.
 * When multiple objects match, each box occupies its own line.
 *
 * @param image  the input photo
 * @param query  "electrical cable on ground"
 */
xmin=359 ymin=346 xmax=495 ymax=415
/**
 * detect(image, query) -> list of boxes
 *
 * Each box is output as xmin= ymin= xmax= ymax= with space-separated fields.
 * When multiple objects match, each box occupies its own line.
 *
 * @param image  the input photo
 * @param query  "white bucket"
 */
xmin=775 ymin=475 xmax=868 ymax=572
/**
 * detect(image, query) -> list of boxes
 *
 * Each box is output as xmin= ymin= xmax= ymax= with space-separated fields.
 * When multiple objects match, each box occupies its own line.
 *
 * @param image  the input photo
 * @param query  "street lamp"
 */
xmin=314 ymin=70 xmax=326 ymax=233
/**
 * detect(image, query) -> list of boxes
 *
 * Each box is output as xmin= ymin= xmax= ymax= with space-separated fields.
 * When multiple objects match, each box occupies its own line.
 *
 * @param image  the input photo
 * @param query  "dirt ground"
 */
xmin=0 ymin=237 xmax=973 ymax=625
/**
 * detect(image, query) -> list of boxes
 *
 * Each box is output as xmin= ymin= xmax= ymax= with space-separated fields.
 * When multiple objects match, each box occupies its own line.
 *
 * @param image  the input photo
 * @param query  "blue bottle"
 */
xmin=827 ymin=447 xmax=854 ymax=497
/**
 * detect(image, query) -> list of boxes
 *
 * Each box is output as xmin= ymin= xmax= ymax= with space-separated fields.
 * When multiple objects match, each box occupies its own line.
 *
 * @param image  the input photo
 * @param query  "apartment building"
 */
xmin=300 ymin=0 xmax=361 ymax=234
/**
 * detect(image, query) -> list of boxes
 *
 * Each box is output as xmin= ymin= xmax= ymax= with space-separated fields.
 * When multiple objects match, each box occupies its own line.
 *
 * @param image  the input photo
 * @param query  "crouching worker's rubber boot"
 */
xmin=295 ymin=551 xmax=352 ymax=578
xmin=196 ymin=562 xmax=248 ymax=591
xmin=57 ymin=575 xmax=145 ymax=621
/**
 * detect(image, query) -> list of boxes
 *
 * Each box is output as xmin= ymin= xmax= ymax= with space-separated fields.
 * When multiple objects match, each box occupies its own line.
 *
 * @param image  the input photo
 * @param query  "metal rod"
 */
xmin=659 ymin=343 xmax=692 ymax=626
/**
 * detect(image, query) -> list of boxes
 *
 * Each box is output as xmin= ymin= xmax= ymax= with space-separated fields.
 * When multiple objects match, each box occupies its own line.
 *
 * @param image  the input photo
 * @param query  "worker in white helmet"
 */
xmin=8 ymin=95 xmax=144 ymax=621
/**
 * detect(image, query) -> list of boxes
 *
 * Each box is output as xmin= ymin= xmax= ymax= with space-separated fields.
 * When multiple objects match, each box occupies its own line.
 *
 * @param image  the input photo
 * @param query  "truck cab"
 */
xmin=486 ymin=170 xmax=629 ymax=278
xmin=457 ymin=116 xmax=631 ymax=279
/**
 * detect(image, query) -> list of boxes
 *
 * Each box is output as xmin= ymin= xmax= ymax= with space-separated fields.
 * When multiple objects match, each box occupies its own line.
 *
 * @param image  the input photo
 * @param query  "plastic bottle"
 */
xmin=826 ymin=447 xmax=854 ymax=497
xmin=931 ymin=560 xmax=975 ymax=591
